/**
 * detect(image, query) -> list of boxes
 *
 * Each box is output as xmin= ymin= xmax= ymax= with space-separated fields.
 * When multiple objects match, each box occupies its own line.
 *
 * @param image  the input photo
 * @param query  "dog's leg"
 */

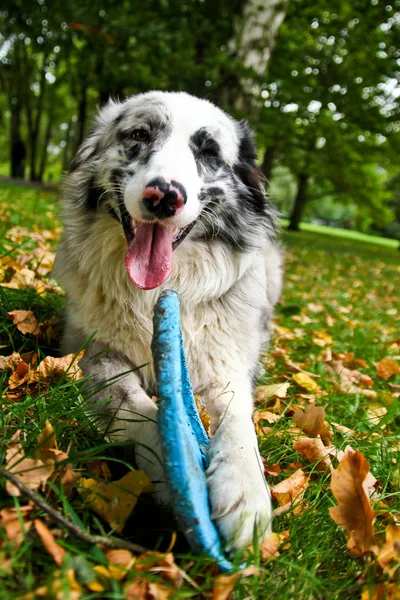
xmin=80 ymin=342 xmax=169 ymax=503
xmin=204 ymin=374 xmax=272 ymax=551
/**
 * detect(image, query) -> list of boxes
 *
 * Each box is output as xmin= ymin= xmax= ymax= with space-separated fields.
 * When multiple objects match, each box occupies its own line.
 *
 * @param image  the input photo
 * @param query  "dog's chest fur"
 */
xmin=56 ymin=214 xmax=271 ymax=397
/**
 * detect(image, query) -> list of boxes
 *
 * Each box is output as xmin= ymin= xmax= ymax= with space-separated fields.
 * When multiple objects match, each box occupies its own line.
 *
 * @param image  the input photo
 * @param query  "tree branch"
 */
xmin=0 ymin=467 xmax=149 ymax=555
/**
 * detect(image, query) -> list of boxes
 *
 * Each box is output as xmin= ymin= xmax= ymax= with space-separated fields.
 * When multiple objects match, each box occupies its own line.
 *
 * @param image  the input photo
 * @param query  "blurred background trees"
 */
xmin=0 ymin=0 xmax=399 ymax=240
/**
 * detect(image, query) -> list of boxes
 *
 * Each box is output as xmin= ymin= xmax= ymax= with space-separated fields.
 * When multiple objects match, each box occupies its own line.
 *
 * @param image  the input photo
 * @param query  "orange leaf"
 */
xmin=34 ymin=519 xmax=65 ymax=566
xmin=211 ymin=566 xmax=261 ymax=600
xmin=271 ymin=469 xmax=309 ymax=515
xmin=7 ymin=310 xmax=38 ymax=335
xmin=372 ymin=524 xmax=400 ymax=575
xmin=38 ymin=352 xmax=84 ymax=382
xmin=329 ymin=448 xmax=375 ymax=556
xmin=292 ymin=405 xmax=332 ymax=442
xmin=259 ymin=530 xmax=290 ymax=561
xmin=293 ymin=436 xmax=333 ymax=471
xmin=375 ymin=357 xmax=400 ymax=380
xmin=361 ymin=583 xmax=399 ymax=600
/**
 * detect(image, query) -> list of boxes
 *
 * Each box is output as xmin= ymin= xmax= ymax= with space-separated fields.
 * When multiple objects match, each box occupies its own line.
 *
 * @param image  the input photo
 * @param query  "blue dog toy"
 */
xmin=152 ymin=290 xmax=233 ymax=571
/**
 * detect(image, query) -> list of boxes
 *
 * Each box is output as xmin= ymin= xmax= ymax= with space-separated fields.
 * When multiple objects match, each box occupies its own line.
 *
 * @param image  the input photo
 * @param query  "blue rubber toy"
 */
xmin=152 ymin=290 xmax=233 ymax=572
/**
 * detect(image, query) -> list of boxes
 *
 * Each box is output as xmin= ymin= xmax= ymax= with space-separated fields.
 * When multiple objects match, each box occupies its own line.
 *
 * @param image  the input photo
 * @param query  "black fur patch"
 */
xmin=85 ymin=178 xmax=106 ymax=211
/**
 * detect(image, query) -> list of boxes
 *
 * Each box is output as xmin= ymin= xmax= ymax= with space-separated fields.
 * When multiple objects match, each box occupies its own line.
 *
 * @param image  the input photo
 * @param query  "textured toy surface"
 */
xmin=152 ymin=290 xmax=233 ymax=572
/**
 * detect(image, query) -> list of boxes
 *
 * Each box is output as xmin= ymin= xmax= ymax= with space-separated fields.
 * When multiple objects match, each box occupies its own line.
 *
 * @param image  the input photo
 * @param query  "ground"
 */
xmin=0 ymin=182 xmax=399 ymax=599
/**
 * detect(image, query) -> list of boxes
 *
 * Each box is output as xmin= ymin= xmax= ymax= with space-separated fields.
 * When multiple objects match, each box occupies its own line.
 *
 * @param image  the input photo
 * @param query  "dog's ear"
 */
xmin=234 ymin=120 xmax=266 ymax=208
xmin=69 ymin=99 xmax=121 ymax=173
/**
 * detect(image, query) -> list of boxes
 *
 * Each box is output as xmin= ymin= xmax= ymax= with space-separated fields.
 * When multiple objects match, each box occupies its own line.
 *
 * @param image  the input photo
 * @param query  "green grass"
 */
xmin=0 ymin=183 xmax=399 ymax=599
xmin=281 ymin=218 xmax=399 ymax=249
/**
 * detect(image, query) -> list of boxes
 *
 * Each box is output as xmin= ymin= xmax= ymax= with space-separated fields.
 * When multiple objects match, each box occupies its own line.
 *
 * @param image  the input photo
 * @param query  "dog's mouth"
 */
xmin=121 ymin=213 xmax=196 ymax=290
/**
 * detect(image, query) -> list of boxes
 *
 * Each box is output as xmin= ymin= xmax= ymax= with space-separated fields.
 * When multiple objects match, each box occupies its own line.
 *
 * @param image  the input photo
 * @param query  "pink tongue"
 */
xmin=125 ymin=222 xmax=175 ymax=290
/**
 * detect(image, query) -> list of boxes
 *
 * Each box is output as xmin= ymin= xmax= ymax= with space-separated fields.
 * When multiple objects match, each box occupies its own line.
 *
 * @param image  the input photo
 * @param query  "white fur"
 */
xmin=54 ymin=91 xmax=283 ymax=552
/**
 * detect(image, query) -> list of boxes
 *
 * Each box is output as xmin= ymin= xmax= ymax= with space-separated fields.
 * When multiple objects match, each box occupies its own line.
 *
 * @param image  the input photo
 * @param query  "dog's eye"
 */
xmin=132 ymin=129 xmax=150 ymax=143
xmin=202 ymin=145 xmax=219 ymax=159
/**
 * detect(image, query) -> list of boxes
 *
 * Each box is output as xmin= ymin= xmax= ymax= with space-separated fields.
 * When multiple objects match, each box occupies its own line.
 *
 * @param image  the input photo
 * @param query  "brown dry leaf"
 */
xmin=254 ymin=382 xmax=291 ymax=404
xmin=341 ymin=352 xmax=368 ymax=369
xmin=7 ymin=310 xmax=39 ymax=335
xmin=292 ymin=404 xmax=332 ymax=442
xmin=259 ymin=530 xmax=290 ymax=561
xmin=361 ymin=583 xmax=400 ymax=600
xmin=211 ymin=566 xmax=261 ymax=600
xmin=292 ymin=372 xmax=321 ymax=393
xmin=125 ymin=578 xmax=173 ymax=600
xmin=271 ymin=469 xmax=309 ymax=515
xmin=5 ymin=431 xmax=55 ymax=496
xmin=105 ymin=549 xmax=136 ymax=580
xmin=34 ymin=519 xmax=65 ymax=566
xmin=264 ymin=463 xmax=282 ymax=477
xmin=134 ymin=552 xmax=182 ymax=586
xmin=269 ymin=348 xmax=320 ymax=377
xmin=329 ymin=448 xmax=375 ymax=556
xmin=254 ymin=410 xmax=281 ymax=426
xmin=79 ymin=470 xmax=153 ymax=532
xmin=376 ymin=357 xmax=400 ymax=380
xmin=326 ymin=359 xmax=374 ymax=394
xmin=0 ymin=505 xmax=33 ymax=547
xmin=372 ymin=524 xmax=400 ymax=576
xmin=293 ymin=437 xmax=333 ymax=471
xmin=38 ymin=352 xmax=84 ymax=382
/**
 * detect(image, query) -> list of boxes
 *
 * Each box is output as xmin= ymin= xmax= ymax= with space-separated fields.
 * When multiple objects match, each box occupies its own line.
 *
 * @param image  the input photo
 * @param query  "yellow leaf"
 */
xmin=79 ymin=470 xmax=153 ymax=532
xmin=259 ymin=530 xmax=290 ymax=561
xmin=254 ymin=382 xmax=291 ymax=404
xmin=292 ymin=372 xmax=320 ymax=393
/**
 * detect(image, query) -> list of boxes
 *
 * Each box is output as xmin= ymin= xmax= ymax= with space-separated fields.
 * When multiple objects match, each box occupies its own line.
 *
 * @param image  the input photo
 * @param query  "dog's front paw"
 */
xmin=206 ymin=429 xmax=272 ymax=551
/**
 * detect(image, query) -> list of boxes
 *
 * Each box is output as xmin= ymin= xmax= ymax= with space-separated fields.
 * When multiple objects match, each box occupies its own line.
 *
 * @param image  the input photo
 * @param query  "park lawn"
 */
xmin=0 ymin=183 xmax=399 ymax=599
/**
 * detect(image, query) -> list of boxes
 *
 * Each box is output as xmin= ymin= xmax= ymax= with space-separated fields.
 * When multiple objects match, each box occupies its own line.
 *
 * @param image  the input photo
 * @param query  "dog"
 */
xmin=54 ymin=91 xmax=283 ymax=551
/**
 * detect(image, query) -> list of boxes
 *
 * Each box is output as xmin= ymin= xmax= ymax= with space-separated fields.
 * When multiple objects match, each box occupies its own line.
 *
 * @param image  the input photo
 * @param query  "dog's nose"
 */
xmin=142 ymin=178 xmax=187 ymax=219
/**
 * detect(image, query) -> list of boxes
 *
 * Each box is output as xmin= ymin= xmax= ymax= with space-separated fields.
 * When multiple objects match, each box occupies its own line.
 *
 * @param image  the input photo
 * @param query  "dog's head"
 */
xmin=68 ymin=91 xmax=277 ymax=290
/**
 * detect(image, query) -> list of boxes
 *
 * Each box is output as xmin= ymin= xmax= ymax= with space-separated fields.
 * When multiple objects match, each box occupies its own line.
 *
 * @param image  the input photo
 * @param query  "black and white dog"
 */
xmin=54 ymin=91 xmax=282 ymax=551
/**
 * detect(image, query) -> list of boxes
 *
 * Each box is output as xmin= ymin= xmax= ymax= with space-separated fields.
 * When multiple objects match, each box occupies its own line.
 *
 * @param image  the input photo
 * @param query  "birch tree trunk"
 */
xmin=225 ymin=0 xmax=289 ymax=115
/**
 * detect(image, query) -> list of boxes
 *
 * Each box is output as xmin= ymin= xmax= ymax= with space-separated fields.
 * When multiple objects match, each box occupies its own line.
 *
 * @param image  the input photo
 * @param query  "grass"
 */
xmin=281 ymin=218 xmax=399 ymax=249
xmin=0 ymin=182 xmax=399 ymax=599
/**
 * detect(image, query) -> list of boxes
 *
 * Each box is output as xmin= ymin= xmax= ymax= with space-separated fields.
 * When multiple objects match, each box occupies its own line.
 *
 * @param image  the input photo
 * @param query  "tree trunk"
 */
xmin=223 ymin=0 xmax=289 ymax=114
xmin=37 ymin=117 xmax=53 ymax=182
xmin=10 ymin=94 xmax=26 ymax=179
xmin=288 ymin=172 xmax=309 ymax=231
xmin=260 ymin=145 xmax=276 ymax=186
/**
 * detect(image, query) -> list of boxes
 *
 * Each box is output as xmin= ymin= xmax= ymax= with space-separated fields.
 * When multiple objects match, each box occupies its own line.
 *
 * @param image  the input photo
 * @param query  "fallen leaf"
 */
xmin=329 ymin=448 xmax=375 ymax=556
xmin=292 ymin=405 xmax=332 ymax=442
xmin=375 ymin=357 xmax=400 ymax=380
xmin=367 ymin=404 xmax=388 ymax=428
xmin=38 ymin=352 xmax=84 ymax=382
xmin=292 ymin=372 xmax=321 ymax=393
xmin=293 ymin=437 xmax=333 ymax=471
xmin=361 ymin=583 xmax=399 ymax=600
xmin=5 ymin=431 xmax=55 ymax=497
xmin=372 ymin=524 xmax=400 ymax=576
xmin=79 ymin=470 xmax=153 ymax=532
xmin=271 ymin=469 xmax=309 ymax=515
xmin=211 ymin=566 xmax=261 ymax=600
xmin=34 ymin=519 xmax=65 ymax=566
xmin=0 ymin=505 xmax=33 ymax=547
xmin=264 ymin=463 xmax=282 ymax=477
xmin=7 ymin=310 xmax=39 ymax=335
xmin=259 ymin=530 xmax=290 ymax=561
xmin=326 ymin=360 xmax=374 ymax=393
xmin=254 ymin=382 xmax=291 ymax=404
xmin=312 ymin=331 xmax=334 ymax=347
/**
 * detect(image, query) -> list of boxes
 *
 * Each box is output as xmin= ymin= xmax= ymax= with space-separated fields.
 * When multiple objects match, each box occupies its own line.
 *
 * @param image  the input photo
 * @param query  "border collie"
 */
xmin=54 ymin=91 xmax=282 ymax=551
